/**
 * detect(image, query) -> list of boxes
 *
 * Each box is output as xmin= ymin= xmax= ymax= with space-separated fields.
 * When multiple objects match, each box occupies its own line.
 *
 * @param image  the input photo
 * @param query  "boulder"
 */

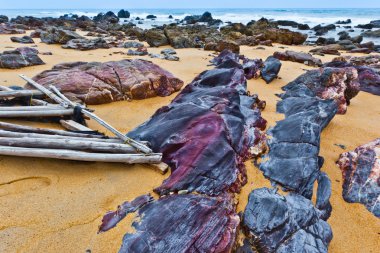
xmin=29 ymin=59 xmax=184 ymax=104
xmin=336 ymin=19 xmax=351 ymax=24
xmin=0 ymin=23 xmax=25 ymax=34
xmin=146 ymin=15 xmax=157 ymax=19
xmin=242 ymin=188 xmax=333 ymax=253
xmin=215 ymin=40 xmax=240 ymax=53
xmin=62 ymin=38 xmax=110 ymax=50
xmin=40 ymin=27 xmax=83 ymax=44
xmin=124 ymin=41 xmax=144 ymax=48
xmin=0 ymin=47 xmax=45 ymax=69
xmin=117 ymin=9 xmax=130 ymax=19
xmin=337 ymin=139 xmax=380 ymax=218
xmin=260 ymin=28 xmax=307 ymax=45
xmin=127 ymin=47 xmax=148 ymax=56
xmin=160 ymin=48 xmax=176 ymax=55
xmin=0 ymin=15 xmax=8 ymax=23
xmin=309 ymin=46 xmax=341 ymax=56
xmin=370 ymin=20 xmax=380 ymax=28
xmin=313 ymin=24 xmax=336 ymax=35
xmin=261 ymin=56 xmax=282 ymax=84
xmin=356 ymin=23 xmax=374 ymax=29
xmin=145 ymin=29 xmax=169 ymax=47
xmin=10 ymin=35 xmax=34 ymax=44
xmin=93 ymin=11 xmax=119 ymax=23
xmin=273 ymin=50 xmax=322 ymax=67
xmin=362 ymin=29 xmax=380 ymax=38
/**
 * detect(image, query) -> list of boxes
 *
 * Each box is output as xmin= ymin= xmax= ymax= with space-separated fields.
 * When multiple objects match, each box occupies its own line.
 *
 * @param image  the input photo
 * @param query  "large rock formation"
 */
xmin=337 ymin=139 xmax=380 ymax=218
xmin=273 ymin=50 xmax=322 ymax=67
xmin=0 ymin=23 xmax=25 ymax=34
xmin=0 ymin=47 xmax=45 ymax=69
xmin=128 ymin=63 xmax=267 ymax=196
xmin=242 ymin=187 xmax=333 ymax=253
xmin=40 ymin=27 xmax=83 ymax=44
xmin=100 ymin=194 xmax=239 ymax=253
xmin=62 ymin=38 xmax=110 ymax=50
xmin=29 ymin=59 xmax=184 ymax=104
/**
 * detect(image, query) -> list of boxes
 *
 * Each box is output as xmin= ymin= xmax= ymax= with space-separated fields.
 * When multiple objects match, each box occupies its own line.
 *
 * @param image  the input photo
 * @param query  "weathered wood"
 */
xmin=0 ymin=145 xmax=162 ymax=163
xmin=19 ymin=74 xmax=69 ymax=108
xmin=0 ymin=137 xmax=137 ymax=153
xmin=141 ymin=162 xmax=169 ymax=175
xmin=50 ymin=85 xmax=153 ymax=154
xmin=0 ymin=109 xmax=74 ymax=118
xmin=0 ymin=85 xmax=51 ymax=106
xmin=0 ymin=105 xmax=64 ymax=111
xmin=0 ymin=90 xmax=44 ymax=98
xmin=0 ymin=121 xmax=107 ymax=138
xmin=0 ymin=130 xmax=124 ymax=143
xmin=60 ymin=120 xmax=94 ymax=132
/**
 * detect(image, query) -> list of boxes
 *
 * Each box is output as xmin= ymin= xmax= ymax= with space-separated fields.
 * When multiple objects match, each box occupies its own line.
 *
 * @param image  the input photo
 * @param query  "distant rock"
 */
xmin=117 ymin=9 xmax=130 ymax=19
xmin=0 ymin=15 xmax=8 ymax=23
xmin=370 ymin=20 xmax=380 ymax=28
xmin=93 ymin=11 xmax=119 ymax=23
xmin=355 ymin=23 xmax=374 ymax=29
xmin=40 ymin=27 xmax=83 ymax=44
xmin=146 ymin=15 xmax=157 ymax=19
xmin=0 ymin=47 xmax=44 ymax=69
xmin=160 ymin=48 xmax=176 ymax=55
xmin=313 ymin=24 xmax=336 ymax=35
xmin=10 ymin=35 xmax=34 ymax=44
xmin=362 ymin=29 xmax=380 ymax=38
xmin=336 ymin=19 xmax=351 ymax=24
xmin=124 ymin=41 xmax=144 ymax=48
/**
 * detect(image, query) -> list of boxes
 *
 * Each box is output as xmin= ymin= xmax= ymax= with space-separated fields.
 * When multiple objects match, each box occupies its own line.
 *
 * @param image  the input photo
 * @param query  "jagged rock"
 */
xmin=29 ymin=59 xmax=184 ymax=104
xmin=40 ymin=27 xmax=83 ymax=44
xmin=0 ymin=47 xmax=44 ymax=69
xmin=101 ymin=194 xmax=239 ymax=253
xmin=260 ymin=28 xmax=307 ymax=45
xmin=0 ymin=23 xmax=25 ymax=34
xmin=163 ymin=25 xmax=217 ymax=48
xmin=273 ymin=50 xmax=322 ymax=67
xmin=127 ymin=47 xmax=148 ymax=56
xmin=242 ymin=188 xmax=333 ymax=253
xmin=124 ymin=41 xmax=144 ymax=48
xmin=362 ymin=29 xmax=380 ymax=38
xmin=128 ymin=65 xmax=266 ymax=196
xmin=145 ymin=29 xmax=169 ymax=47
xmin=62 ymin=38 xmax=110 ymax=50
xmin=285 ymin=67 xmax=360 ymax=114
xmin=338 ymin=31 xmax=350 ymax=40
xmin=214 ymin=40 xmax=240 ymax=53
xmin=94 ymin=11 xmax=119 ymax=23
xmin=242 ymin=58 xmax=263 ymax=80
xmin=182 ymin=11 xmax=222 ymax=26
xmin=0 ymin=15 xmax=9 ymax=23
xmin=336 ymin=19 xmax=351 ymax=24
xmin=117 ymin=9 xmax=130 ymax=19
xmin=298 ymin=23 xmax=310 ymax=30
xmin=163 ymin=54 xmax=179 ymax=61
xmin=30 ymin=29 xmax=43 ymax=38
xmin=370 ymin=20 xmax=380 ymax=28
xmin=310 ymin=46 xmax=341 ymax=56
xmin=316 ymin=37 xmax=336 ymax=45
xmin=160 ymin=48 xmax=176 ymax=55
xmin=356 ymin=23 xmax=374 ymax=29
xmin=349 ymin=48 xmax=372 ymax=54
xmin=261 ymin=56 xmax=282 ymax=84
xmin=313 ymin=24 xmax=336 ymax=35
xmin=337 ymin=139 xmax=380 ymax=218
xmin=146 ymin=15 xmax=157 ymax=19
xmin=10 ymin=35 xmax=34 ymax=44
xmin=276 ymin=20 xmax=299 ymax=27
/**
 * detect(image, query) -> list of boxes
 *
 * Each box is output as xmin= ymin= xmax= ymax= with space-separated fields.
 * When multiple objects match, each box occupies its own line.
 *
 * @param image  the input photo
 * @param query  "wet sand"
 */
xmin=0 ymin=32 xmax=379 ymax=252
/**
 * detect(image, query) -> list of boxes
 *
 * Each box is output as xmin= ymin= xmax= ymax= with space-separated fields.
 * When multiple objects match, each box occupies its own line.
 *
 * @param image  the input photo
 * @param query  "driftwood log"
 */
xmin=0 ymin=109 xmax=74 ymax=117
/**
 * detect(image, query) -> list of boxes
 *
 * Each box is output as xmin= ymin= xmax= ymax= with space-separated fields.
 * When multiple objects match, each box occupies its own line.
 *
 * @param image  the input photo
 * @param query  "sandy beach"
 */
xmin=0 ymin=31 xmax=379 ymax=253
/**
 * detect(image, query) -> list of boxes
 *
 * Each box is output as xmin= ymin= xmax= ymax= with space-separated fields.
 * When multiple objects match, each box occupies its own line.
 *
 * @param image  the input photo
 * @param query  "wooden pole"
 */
xmin=0 ymin=145 xmax=162 ymax=164
xmin=0 ymin=105 xmax=65 ymax=111
xmin=0 ymin=85 xmax=51 ymax=106
xmin=59 ymin=120 xmax=94 ymax=132
xmin=0 ymin=90 xmax=44 ymax=98
xmin=0 ymin=121 xmax=106 ymax=138
xmin=0 ymin=129 xmax=124 ymax=143
xmin=0 ymin=109 xmax=74 ymax=118
xmin=0 ymin=136 xmax=138 ymax=153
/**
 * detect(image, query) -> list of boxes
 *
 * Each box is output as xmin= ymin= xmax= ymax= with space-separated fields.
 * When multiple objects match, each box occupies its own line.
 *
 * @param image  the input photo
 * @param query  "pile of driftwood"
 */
xmin=0 ymin=74 xmax=167 ymax=174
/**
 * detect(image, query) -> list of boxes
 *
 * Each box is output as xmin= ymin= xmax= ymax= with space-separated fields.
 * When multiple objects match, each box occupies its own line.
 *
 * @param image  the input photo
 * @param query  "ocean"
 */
xmin=1 ymin=8 xmax=380 ymax=43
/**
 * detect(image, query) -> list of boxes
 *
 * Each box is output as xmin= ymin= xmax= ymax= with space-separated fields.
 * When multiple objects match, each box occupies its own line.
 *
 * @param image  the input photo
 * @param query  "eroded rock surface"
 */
xmin=128 ymin=62 xmax=267 ymax=196
xmin=0 ymin=47 xmax=44 ymax=69
xmin=40 ymin=27 xmax=83 ymax=44
xmin=62 ymin=38 xmax=110 ymax=50
xmin=273 ymin=50 xmax=322 ymax=67
xmin=29 ymin=59 xmax=184 ymax=104
xmin=242 ymin=188 xmax=333 ymax=253
xmin=337 ymin=139 xmax=380 ymax=217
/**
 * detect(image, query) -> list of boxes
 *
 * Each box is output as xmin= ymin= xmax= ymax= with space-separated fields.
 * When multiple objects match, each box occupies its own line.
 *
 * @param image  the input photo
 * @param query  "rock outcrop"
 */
xmin=29 ymin=59 xmax=184 ymax=104
xmin=10 ymin=35 xmax=34 ymax=44
xmin=337 ymin=139 xmax=380 ymax=218
xmin=40 ymin=27 xmax=83 ymax=44
xmin=273 ymin=50 xmax=322 ymax=67
xmin=0 ymin=47 xmax=44 ymax=69
xmin=62 ymin=38 xmax=110 ymax=50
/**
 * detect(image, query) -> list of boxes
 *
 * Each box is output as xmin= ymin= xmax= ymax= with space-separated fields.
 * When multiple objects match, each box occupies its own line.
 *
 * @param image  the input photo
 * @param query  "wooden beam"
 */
xmin=0 ymin=109 xmax=74 ymax=118
xmin=60 ymin=120 xmax=94 ymax=132
xmin=0 ymin=85 xmax=51 ymax=106
xmin=0 ymin=105 xmax=64 ymax=111
xmin=0 ymin=90 xmax=44 ymax=98
xmin=0 ymin=145 xmax=162 ymax=164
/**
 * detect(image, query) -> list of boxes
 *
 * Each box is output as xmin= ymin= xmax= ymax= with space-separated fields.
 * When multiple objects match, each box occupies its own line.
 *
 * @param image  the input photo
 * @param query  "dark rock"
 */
xmin=260 ymin=28 xmax=307 ymax=45
xmin=349 ymin=48 xmax=372 ymax=54
xmin=277 ymin=20 xmax=299 ymax=27
xmin=242 ymin=188 xmax=333 ymax=253
xmin=310 ymin=46 xmax=341 ymax=56
xmin=127 ymin=47 xmax=148 ymax=56
xmin=0 ymin=15 xmax=8 ymax=23
xmin=337 ymin=139 xmax=380 ymax=217
xmin=0 ymin=47 xmax=45 ymax=69
xmin=316 ymin=37 xmax=336 ymax=45
xmin=163 ymin=54 xmax=179 ymax=61
xmin=362 ymin=29 xmax=380 ymax=38
xmin=94 ymin=11 xmax=119 ymax=23
xmin=350 ymin=35 xmax=363 ymax=44
xmin=261 ymin=56 xmax=282 ymax=84
xmin=313 ymin=24 xmax=336 ymax=35
xmin=145 ymin=29 xmax=169 ymax=47
xmin=370 ymin=20 xmax=380 ymax=28
xmin=356 ymin=23 xmax=374 ymax=29
xmin=10 ymin=35 xmax=34 ymax=44
xmin=338 ymin=31 xmax=350 ymax=40
xmin=336 ymin=19 xmax=351 ymax=24
xmin=298 ymin=23 xmax=310 ymax=30
xmin=168 ymin=15 xmax=173 ymax=19
xmin=160 ymin=48 xmax=176 ymax=55
xmin=273 ymin=50 xmax=322 ymax=67
xmin=103 ymin=194 xmax=239 ymax=253
xmin=62 ymin=38 xmax=110 ymax=50
xmin=0 ymin=23 xmax=25 ymax=34
xmin=215 ymin=40 xmax=240 ymax=53
xmin=163 ymin=25 xmax=214 ymax=48
xmin=124 ymin=41 xmax=144 ymax=48
xmin=29 ymin=59 xmax=184 ymax=104
xmin=128 ymin=65 xmax=266 ymax=196
xmin=117 ymin=9 xmax=130 ymax=19
xmin=360 ymin=41 xmax=375 ymax=50
xmin=30 ymin=29 xmax=43 ymax=38
xmin=40 ymin=27 xmax=83 ymax=44
xmin=146 ymin=15 xmax=157 ymax=19
xmin=242 ymin=58 xmax=263 ymax=79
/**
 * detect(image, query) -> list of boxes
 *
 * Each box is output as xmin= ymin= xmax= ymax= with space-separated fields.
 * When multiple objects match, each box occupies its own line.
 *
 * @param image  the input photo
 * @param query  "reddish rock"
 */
xmin=337 ymin=139 xmax=380 ymax=218
xmin=274 ymin=50 xmax=322 ymax=67
xmin=215 ymin=40 xmax=240 ymax=53
xmin=29 ymin=59 xmax=184 ymax=104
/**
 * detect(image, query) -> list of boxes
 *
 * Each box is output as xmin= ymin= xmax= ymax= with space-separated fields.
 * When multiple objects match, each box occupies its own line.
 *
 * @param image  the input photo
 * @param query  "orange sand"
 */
xmin=0 ymin=32 xmax=379 ymax=252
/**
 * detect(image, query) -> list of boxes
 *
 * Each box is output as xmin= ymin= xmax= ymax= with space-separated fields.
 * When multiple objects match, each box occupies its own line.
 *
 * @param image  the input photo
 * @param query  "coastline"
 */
xmin=0 ymin=30 xmax=379 ymax=252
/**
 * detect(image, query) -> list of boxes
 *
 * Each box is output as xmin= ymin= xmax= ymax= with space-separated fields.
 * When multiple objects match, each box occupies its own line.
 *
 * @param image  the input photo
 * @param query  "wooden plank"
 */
xmin=0 ymin=105 xmax=64 ymax=111
xmin=0 ymin=109 xmax=74 ymax=117
xmin=60 ymin=120 xmax=94 ymax=132
xmin=0 ymin=145 xmax=162 ymax=164
xmin=0 ymin=85 xmax=51 ymax=106
xmin=0 ymin=136 xmax=138 ymax=153
xmin=0 ymin=90 xmax=44 ymax=98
